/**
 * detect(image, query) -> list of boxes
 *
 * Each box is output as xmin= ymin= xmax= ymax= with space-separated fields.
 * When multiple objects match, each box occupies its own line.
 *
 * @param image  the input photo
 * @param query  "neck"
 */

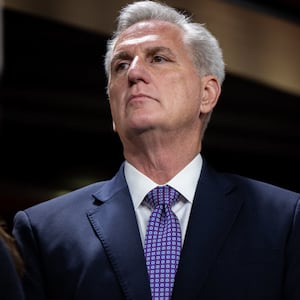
xmin=122 ymin=129 xmax=201 ymax=184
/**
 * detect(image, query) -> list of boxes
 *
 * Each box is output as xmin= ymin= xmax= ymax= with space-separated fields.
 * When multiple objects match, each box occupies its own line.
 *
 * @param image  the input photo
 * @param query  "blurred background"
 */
xmin=1 ymin=0 xmax=300 ymax=229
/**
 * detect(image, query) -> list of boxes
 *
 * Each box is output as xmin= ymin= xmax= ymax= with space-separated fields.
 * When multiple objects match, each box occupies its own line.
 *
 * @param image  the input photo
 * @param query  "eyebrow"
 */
xmin=146 ymin=46 xmax=176 ymax=59
xmin=111 ymin=51 xmax=132 ymax=67
xmin=111 ymin=46 xmax=176 ymax=66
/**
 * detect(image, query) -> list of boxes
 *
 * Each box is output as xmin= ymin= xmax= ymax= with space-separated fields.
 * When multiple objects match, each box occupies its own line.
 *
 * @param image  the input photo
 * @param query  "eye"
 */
xmin=115 ymin=61 xmax=130 ymax=72
xmin=152 ymin=55 xmax=168 ymax=63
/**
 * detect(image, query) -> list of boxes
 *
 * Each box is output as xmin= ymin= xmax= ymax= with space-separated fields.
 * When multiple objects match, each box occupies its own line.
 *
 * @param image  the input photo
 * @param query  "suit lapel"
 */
xmin=172 ymin=161 xmax=244 ymax=300
xmin=87 ymin=166 xmax=151 ymax=300
xmin=86 ymin=161 xmax=244 ymax=300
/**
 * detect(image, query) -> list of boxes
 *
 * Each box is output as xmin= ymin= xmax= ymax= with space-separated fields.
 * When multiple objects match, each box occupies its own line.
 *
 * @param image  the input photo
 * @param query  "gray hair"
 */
xmin=104 ymin=0 xmax=225 ymax=84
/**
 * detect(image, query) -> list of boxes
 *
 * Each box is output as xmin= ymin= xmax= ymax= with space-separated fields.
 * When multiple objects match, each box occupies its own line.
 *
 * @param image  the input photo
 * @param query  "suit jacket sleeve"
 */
xmin=13 ymin=210 xmax=47 ymax=300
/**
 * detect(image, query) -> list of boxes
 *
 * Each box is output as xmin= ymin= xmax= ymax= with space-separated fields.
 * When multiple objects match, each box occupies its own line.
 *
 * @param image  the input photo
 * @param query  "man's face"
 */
xmin=108 ymin=20 xmax=207 ymax=140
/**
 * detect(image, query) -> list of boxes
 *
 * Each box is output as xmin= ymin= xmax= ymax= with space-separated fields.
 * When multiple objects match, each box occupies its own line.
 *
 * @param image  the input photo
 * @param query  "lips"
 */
xmin=130 ymin=93 xmax=149 ymax=100
xmin=128 ymin=93 xmax=157 ymax=103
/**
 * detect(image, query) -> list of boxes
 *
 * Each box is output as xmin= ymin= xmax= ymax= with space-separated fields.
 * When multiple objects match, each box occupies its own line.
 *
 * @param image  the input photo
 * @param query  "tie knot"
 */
xmin=145 ymin=185 xmax=180 ymax=208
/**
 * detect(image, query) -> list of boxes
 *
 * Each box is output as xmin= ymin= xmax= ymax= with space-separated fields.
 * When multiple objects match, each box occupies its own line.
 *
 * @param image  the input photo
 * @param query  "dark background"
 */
xmin=1 ymin=1 xmax=300 ymax=229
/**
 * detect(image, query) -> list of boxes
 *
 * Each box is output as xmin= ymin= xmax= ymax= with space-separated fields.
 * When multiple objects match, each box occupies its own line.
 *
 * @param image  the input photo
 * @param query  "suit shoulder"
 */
xmin=224 ymin=172 xmax=300 ymax=205
xmin=23 ymin=181 xmax=108 ymax=215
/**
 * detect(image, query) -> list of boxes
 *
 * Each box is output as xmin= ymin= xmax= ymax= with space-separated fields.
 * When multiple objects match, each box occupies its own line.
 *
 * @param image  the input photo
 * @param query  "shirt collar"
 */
xmin=124 ymin=154 xmax=202 ymax=209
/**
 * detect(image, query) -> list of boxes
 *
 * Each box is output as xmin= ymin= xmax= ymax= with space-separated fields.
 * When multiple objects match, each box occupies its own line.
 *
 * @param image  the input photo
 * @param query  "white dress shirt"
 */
xmin=124 ymin=154 xmax=203 ymax=246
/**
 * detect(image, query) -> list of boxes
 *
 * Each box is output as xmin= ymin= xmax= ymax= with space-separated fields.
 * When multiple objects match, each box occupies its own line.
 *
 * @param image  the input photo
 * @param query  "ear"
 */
xmin=200 ymin=75 xmax=221 ymax=114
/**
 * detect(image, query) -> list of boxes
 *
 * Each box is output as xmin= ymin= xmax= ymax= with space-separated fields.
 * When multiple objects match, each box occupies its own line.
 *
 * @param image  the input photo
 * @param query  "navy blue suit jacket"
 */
xmin=13 ymin=160 xmax=300 ymax=299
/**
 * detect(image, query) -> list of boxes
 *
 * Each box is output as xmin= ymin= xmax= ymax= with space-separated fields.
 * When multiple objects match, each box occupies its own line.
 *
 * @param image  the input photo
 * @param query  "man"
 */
xmin=13 ymin=1 xmax=300 ymax=299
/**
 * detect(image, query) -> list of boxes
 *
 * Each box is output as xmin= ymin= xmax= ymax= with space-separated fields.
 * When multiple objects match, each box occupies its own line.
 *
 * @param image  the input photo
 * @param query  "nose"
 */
xmin=127 ymin=56 xmax=150 ymax=85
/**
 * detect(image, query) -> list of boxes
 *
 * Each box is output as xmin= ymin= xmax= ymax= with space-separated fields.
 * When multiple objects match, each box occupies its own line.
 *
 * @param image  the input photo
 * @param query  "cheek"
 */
xmin=168 ymin=75 xmax=201 ymax=103
xmin=162 ymin=73 xmax=188 ymax=96
xmin=109 ymin=76 xmax=126 ymax=97
xmin=108 ymin=81 xmax=119 ymax=100
xmin=108 ymin=92 xmax=128 ymax=129
xmin=109 ymin=82 xmax=125 ymax=109
xmin=109 ymin=96 xmax=122 ymax=112
xmin=108 ymin=91 xmax=120 ymax=120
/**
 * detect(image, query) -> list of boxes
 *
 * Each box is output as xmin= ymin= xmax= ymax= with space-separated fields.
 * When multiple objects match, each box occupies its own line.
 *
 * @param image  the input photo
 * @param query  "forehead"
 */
xmin=114 ymin=20 xmax=185 ymax=51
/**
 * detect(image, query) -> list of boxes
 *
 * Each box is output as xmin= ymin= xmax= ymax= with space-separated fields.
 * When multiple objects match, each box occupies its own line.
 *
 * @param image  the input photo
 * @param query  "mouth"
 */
xmin=128 ymin=94 xmax=156 ymax=104
xmin=129 ymin=93 xmax=151 ymax=100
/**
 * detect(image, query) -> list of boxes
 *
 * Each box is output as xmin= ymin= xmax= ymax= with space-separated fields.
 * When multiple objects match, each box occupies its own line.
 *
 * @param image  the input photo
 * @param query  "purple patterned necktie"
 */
xmin=144 ymin=185 xmax=182 ymax=300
